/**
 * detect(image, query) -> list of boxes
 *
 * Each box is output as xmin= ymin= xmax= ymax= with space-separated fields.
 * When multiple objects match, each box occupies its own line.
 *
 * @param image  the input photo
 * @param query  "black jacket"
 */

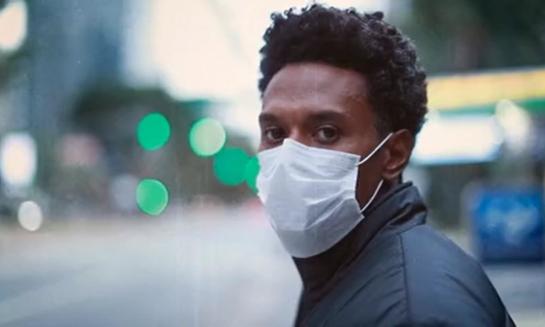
xmin=293 ymin=182 xmax=515 ymax=326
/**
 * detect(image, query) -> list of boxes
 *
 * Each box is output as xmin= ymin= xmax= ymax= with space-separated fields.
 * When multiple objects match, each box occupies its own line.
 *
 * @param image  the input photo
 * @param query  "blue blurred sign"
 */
xmin=469 ymin=187 xmax=545 ymax=262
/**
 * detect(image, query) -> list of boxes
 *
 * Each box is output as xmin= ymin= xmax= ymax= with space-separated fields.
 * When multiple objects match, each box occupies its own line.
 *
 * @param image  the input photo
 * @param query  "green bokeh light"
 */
xmin=213 ymin=147 xmax=249 ymax=186
xmin=137 ymin=113 xmax=171 ymax=151
xmin=136 ymin=178 xmax=169 ymax=216
xmin=244 ymin=156 xmax=260 ymax=193
xmin=189 ymin=118 xmax=226 ymax=157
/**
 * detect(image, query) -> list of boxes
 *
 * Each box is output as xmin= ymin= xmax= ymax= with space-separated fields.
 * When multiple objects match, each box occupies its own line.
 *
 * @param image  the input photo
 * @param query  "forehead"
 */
xmin=262 ymin=62 xmax=370 ymax=113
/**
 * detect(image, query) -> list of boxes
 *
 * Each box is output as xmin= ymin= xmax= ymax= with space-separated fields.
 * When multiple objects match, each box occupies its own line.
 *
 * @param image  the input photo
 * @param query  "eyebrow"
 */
xmin=306 ymin=111 xmax=347 ymax=123
xmin=258 ymin=110 xmax=348 ymax=127
xmin=258 ymin=112 xmax=278 ymax=125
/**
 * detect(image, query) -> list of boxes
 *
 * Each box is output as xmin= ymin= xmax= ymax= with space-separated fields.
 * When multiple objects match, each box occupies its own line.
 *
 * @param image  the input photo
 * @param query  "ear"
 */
xmin=382 ymin=129 xmax=414 ymax=181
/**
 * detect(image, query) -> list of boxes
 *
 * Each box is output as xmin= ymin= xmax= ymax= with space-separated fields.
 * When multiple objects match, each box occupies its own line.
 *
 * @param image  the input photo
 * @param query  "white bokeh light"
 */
xmin=412 ymin=115 xmax=504 ymax=165
xmin=495 ymin=99 xmax=532 ymax=153
xmin=0 ymin=0 xmax=27 ymax=51
xmin=0 ymin=132 xmax=37 ymax=189
xmin=110 ymin=174 xmax=139 ymax=212
xmin=18 ymin=201 xmax=43 ymax=232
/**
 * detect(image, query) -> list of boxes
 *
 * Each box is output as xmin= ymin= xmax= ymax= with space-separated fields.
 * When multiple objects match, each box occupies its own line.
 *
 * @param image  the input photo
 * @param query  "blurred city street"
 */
xmin=1 ymin=207 xmax=543 ymax=327
xmin=1 ymin=0 xmax=545 ymax=326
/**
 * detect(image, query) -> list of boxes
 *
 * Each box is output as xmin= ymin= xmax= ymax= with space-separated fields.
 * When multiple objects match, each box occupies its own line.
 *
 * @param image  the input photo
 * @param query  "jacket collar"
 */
xmin=293 ymin=182 xmax=427 ymax=308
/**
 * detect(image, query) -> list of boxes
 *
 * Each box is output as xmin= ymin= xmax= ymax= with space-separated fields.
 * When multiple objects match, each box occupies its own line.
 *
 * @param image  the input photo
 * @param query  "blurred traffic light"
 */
xmin=244 ymin=156 xmax=259 ymax=193
xmin=137 ymin=112 xmax=171 ymax=151
xmin=189 ymin=117 xmax=226 ymax=157
xmin=136 ymin=178 xmax=169 ymax=216
xmin=213 ymin=147 xmax=249 ymax=186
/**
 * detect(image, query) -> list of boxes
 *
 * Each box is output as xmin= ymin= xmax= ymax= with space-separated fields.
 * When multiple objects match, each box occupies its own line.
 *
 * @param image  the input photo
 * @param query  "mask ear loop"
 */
xmin=360 ymin=179 xmax=384 ymax=214
xmin=356 ymin=133 xmax=393 ymax=214
xmin=357 ymin=133 xmax=394 ymax=165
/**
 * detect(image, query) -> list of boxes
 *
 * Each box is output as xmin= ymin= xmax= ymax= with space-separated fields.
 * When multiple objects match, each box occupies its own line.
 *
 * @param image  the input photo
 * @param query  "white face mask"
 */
xmin=256 ymin=133 xmax=393 ymax=258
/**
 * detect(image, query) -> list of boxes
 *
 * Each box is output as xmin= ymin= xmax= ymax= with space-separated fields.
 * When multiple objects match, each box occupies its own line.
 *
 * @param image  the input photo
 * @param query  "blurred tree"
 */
xmin=398 ymin=0 xmax=545 ymax=73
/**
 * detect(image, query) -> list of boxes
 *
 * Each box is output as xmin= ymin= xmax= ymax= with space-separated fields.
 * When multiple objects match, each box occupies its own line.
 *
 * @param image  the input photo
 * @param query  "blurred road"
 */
xmin=0 ymin=207 xmax=543 ymax=326
xmin=0 ymin=207 xmax=300 ymax=327
xmin=485 ymin=264 xmax=545 ymax=326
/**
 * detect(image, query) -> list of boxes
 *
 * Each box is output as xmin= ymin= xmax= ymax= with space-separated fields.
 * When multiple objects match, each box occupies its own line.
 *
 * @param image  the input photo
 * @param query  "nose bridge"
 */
xmin=288 ymin=127 xmax=311 ymax=147
xmin=273 ymin=102 xmax=312 ymax=146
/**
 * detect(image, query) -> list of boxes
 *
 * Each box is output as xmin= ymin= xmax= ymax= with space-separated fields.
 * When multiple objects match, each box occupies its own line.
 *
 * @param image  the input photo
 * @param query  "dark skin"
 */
xmin=259 ymin=62 xmax=414 ymax=206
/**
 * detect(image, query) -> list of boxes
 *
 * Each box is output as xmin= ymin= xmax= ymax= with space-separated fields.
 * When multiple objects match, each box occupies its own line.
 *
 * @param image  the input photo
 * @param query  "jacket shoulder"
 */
xmin=327 ymin=225 xmax=512 ymax=326
xmin=397 ymin=225 xmax=511 ymax=326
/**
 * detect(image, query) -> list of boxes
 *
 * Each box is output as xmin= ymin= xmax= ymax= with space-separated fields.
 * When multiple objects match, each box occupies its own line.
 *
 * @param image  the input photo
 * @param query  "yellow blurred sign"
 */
xmin=428 ymin=67 xmax=545 ymax=111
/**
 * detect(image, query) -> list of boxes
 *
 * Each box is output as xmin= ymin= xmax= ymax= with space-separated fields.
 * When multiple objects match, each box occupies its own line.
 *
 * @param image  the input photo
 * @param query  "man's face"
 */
xmin=259 ymin=62 xmax=389 ymax=205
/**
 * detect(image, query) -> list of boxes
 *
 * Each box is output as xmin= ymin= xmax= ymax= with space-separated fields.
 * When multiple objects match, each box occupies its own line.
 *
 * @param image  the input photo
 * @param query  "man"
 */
xmin=255 ymin=4 xmax=515 ymax=327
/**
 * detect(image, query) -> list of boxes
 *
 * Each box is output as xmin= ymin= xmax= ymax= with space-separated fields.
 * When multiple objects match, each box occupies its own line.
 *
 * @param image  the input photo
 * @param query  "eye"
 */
xmin=315 ymin=125 xmax=339 ymax=144
xmin=262 ymin=126 xmax=285 ymax=144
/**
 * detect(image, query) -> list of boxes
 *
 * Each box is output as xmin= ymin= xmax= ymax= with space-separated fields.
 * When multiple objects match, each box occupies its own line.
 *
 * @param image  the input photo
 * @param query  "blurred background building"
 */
xmin=0 ymin=0 xmax=544 ymax=326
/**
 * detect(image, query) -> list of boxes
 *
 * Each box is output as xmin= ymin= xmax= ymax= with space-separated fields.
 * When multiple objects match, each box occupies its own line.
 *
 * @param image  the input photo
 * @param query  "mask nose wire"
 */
xmin=357 ymin=133 xmax=394 ymax=165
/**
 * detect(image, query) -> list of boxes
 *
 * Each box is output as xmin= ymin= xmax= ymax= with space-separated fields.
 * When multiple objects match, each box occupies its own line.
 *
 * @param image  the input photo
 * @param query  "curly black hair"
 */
xmin=258 ymin=4 xmax=428 ymax=136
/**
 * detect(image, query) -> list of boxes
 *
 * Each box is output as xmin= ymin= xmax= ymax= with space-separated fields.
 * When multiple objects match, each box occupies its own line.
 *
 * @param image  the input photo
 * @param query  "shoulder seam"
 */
xmin=399 ymin=233 xmax=413 ymax=325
